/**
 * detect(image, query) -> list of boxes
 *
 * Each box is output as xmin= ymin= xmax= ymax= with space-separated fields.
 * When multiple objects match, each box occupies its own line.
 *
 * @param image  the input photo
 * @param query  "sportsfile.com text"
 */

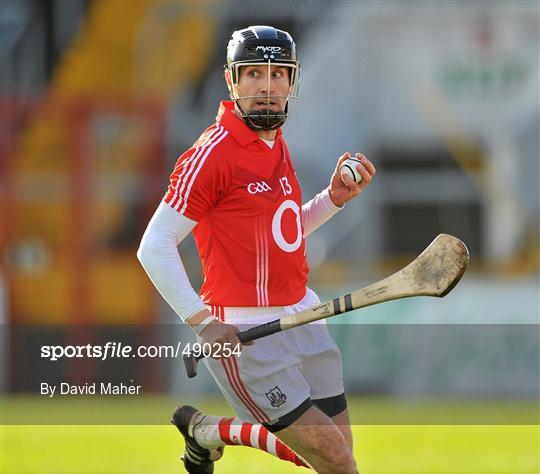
xmin=40 ymin=342 xmax=242 ymax=361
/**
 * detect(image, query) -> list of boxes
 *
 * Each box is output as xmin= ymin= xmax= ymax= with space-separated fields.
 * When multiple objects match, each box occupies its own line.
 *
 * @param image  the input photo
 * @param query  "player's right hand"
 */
xmin=198 ymin=320 xmax=253 ymax=358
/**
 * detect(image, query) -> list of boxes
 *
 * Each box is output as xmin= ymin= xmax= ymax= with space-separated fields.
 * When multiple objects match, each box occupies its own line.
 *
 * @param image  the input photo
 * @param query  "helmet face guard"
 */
xmin=228 ymin=60 xmax=300 ymax=130
xmin=225 ymin=26 xmax=300 ymax=131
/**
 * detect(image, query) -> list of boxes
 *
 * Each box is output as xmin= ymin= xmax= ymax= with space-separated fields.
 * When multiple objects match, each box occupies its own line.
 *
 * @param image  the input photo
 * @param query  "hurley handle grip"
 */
xmin=183 ymin=319 xmax=282 ymax=378
xmin=236 ymin=319 xmax=281 ymax=343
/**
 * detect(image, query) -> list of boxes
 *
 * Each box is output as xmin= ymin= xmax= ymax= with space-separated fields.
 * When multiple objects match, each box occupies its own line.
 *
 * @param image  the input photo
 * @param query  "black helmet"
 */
xmin=225 ymin=25 xmax=300 ymax=131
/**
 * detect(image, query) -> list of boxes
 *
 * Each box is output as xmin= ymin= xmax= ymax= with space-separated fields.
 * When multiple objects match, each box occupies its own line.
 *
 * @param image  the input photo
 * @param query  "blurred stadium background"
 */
xmin=1 ymin=1 xmax=538 ymax=473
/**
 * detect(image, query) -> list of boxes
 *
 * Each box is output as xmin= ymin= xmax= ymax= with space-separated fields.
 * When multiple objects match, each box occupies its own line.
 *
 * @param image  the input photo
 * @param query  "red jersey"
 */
xmin=163 ymin=101 xmax=309 ymax=307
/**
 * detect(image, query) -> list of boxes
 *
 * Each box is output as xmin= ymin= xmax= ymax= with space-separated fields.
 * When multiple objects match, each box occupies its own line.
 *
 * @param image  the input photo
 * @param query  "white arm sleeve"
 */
xmin=137 ymin=201 xmax=207 ymax=322
xmin=302 ymin=187 xmax=343 ymax=236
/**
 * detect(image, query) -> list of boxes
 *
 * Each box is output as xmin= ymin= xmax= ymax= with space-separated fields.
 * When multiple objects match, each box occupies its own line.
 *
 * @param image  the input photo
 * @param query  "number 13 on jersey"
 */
xmin=279 ymin=177 xmax=292 ymax=195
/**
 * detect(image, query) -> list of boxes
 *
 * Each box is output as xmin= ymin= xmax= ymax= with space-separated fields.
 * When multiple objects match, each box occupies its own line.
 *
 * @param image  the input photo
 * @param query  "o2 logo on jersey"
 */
xmin=247 ymin=181 xmax=272 ymax=194
xmin=272 ymin=199 xmax=302 ymax=253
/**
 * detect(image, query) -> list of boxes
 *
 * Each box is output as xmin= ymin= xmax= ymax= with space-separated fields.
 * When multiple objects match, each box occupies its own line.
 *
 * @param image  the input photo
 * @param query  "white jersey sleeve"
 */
xmin=137 ymin=201 xmax=206 ymax=322
xmin=302 ymin=188 xmax=343 ymax=236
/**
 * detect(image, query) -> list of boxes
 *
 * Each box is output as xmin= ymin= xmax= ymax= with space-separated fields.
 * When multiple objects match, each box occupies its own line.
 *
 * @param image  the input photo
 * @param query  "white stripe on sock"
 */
xmin=267 ymin=434 xmax=277 ymax=456
xmin=249 ymin=424 xmax=261 ymax=449
xmin=228 ymin=422 xmax=243 ymax=445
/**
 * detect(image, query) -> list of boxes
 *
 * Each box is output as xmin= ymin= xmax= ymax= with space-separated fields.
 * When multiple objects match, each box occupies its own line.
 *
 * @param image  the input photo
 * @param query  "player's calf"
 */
xmin=212 ymin=416 xmax=308 ymax=468
xmin=275 ymin=406 xmax=357 ymax=474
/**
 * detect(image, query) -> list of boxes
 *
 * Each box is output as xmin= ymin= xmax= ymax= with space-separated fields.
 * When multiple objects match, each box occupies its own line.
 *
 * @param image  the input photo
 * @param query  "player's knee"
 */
xmin=312 ymin=440 xmax=355 ymax=474
xmin=330 ymin=446 xmax=356 ymax=474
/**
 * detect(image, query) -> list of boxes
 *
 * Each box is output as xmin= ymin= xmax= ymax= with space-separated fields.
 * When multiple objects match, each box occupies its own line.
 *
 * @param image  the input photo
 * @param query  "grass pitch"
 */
xmin=2 ymin=396 xmax=538 ymax=473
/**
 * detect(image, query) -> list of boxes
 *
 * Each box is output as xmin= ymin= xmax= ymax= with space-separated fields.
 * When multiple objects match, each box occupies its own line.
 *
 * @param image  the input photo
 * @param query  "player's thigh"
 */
xmin=311 ymin=392 xmax=350 ymax=447
xmin=332 ymin=408 xmax=353 ymax=450
xmin=274 ymin=405 xmax=356 ymax=473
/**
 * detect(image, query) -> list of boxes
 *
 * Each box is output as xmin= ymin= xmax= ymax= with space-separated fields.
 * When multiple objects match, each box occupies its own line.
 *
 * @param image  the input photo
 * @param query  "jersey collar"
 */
xmin=216 ymin=101 xmax=283 ymax=146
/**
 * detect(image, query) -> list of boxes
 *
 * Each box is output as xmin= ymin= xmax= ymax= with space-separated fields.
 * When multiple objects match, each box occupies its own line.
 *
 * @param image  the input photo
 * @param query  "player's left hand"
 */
xmin=328 ymin=152 xmax=376 ymax=207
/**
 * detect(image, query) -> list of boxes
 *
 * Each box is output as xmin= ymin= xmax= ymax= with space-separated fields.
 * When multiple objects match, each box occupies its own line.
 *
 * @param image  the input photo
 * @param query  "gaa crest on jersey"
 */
xmin=265 ymin=386 xmax=287 ymax=407
xmin=247 ymin=181 xmax=272 ymax=194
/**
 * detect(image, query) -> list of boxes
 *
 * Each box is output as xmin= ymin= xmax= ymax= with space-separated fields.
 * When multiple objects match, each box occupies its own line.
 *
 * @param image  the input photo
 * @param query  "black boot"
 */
xmin=172 ymin=405 xmax=223 ymax=474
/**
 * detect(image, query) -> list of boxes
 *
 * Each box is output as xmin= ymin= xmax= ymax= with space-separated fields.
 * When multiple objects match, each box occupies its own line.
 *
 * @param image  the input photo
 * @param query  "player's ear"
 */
xmin=224 ymin=69 xmax=233 ymax=93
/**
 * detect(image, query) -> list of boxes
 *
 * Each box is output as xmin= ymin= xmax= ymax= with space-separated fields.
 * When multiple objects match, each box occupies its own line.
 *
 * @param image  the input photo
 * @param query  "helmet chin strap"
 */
xmin=234 ymin=98 xmax=288 ymax=131
xmin=245 ymin=108 xmax=287 ymax=131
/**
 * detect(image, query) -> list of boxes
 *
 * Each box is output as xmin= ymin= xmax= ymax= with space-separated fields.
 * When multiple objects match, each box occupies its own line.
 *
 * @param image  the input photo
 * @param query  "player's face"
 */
xmin=235 ymin=64 xmax=291 ymax=113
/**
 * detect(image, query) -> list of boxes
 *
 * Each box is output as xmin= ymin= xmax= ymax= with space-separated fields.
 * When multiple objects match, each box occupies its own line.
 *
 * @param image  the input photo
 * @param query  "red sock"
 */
xmin=218 ymin=417 xmax=309 ymax=468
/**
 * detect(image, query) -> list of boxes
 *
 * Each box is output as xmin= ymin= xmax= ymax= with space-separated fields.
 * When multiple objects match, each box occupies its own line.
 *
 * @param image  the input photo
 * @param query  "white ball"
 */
xmin=340 ymin=158 xmax=363 ymax=184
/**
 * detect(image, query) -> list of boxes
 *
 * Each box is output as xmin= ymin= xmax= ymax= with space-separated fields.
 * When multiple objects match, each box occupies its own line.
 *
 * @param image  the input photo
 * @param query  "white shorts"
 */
xmin=201 ymin=288 xmax=344 ymax=425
